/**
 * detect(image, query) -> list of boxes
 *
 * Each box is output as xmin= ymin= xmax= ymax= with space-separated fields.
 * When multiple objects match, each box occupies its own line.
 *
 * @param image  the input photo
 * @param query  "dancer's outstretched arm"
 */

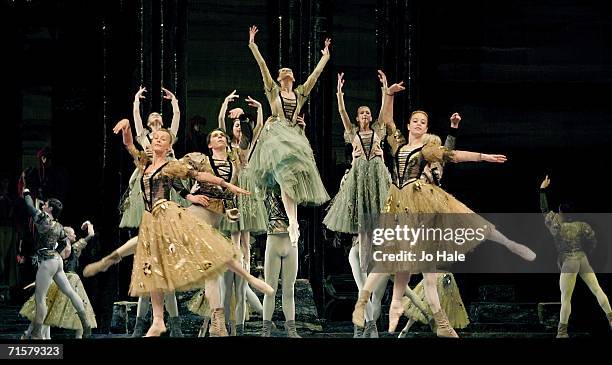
xmin=218 ymin=90 xmax=239 ymax=131
xmin=248 ymin=26 xmax=275 ymax=92
xmin=539 ymin=175 xmax=551 ymax=213
xmin=377 ymin=70 xmax=405 ymax=135
xmin=246 ymin=96 xmax=264 ymax=132
xmin=302 ymin=38 xmax=331 ymax=97
xmin=336 ymin=73 xmax=352 ymax=134
xmin=162 ymin=87 xmax=181 ymax=140
xmin=133 ymin=86 xmax=147 ymax=140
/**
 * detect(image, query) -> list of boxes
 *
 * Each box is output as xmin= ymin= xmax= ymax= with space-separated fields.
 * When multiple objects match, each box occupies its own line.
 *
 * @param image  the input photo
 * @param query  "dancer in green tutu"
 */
xmin=216 ymin=91 xmax=268 ymax=335
xmin=323 ymin=71 xmax=392 ymax=337
xmin=247 ymin=25 xmax=331 ymax=245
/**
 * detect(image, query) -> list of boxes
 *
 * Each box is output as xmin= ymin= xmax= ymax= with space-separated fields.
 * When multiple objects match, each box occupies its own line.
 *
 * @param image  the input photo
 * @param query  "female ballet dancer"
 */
xmin=247 ymin=25 xmax=331 ymax=245
xmin=323 ymin=71 xmax=391 ymax=338
xmin=352 ymin=72 xmax=536 ymax=338
xmin=112 ymin=118 xmax=272 ymax=337
xmin=113 ymin=87 xmax=186 ymax=336
xmin=216 ymin=92 xmax=268 ymax=335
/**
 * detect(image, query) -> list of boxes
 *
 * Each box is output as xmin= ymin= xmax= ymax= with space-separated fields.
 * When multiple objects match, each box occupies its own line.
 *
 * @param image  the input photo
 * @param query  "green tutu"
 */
xmin=119 ymin=168 xmax=190 ymax=228
xmin=323 ymin=157 xmax=390 ymax=234
xmin=247 ymin=117 xmax=329 ymax=206
xmin=119 ymin=168 xmax=145 ymax=228
xmin=236 ymin=168 xmax=267 ymax=234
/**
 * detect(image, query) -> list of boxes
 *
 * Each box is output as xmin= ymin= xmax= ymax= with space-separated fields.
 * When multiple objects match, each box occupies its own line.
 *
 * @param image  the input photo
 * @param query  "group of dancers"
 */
xmin=17 ymin=25 xmax=612 ymax=339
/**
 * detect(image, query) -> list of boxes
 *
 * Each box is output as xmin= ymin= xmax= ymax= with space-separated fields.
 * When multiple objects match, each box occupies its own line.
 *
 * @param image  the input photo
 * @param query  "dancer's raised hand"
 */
xmin=113 ymin=119 xmax=131 ymax=134
xmin=540 ymin=175 xmax=551 ymax=189
xmin=135 ymin=86 xmax=147 ymax=101
xmin=245 ymin=96 xmax=261 ymax=109
xmin=162 ymin=87 xmax=177 ymax=101
xmin=337 ymin=72 xmax=345 ymax=92
xmin=321 ymin=38 xmax=332 ymax=56
xmin=249 ymin=25 xmax=258 ymax=44
xmin=450 ymin=113 xmax=461 ymax=128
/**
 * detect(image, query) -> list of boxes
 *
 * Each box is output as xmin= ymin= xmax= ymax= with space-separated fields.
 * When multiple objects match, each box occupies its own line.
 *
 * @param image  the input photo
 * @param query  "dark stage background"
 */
xmin=2 ymin=0 xmax=612 ymax=333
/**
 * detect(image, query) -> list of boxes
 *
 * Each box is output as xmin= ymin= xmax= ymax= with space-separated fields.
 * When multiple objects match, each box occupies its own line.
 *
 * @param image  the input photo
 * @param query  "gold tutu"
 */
xmin=402 ymin=273 xmax=469 ymax=329
xmin=129 ymin=200 xmax=239 ymax=297
xmin=19 ymin=272 xmax=97 ymax=330
xmin=376 ymin=182 xmax=494 ymax=273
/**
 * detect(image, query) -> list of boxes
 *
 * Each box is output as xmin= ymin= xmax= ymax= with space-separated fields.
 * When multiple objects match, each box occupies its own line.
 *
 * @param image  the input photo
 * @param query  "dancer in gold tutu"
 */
xmin=112 ymin=118 xmax=273 ymax=337
xmin=21 ymin=223 xmax=97 ymax=339
xmin=352 ymin=71 xmax=536 ymax=338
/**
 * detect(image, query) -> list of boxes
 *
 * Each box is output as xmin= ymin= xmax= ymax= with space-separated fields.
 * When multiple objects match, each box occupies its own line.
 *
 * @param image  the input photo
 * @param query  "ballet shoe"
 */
xmin=556 ymin=322 xmax=569 ymax=338
xmin=432 ymin=309 xmax=459 ymax=338
xmin=210 ymin=308 xmax=228 ymax=337
xmin=387 ymin=299 xmax=404 ymax=333
xmin=144 ymin=319 xmax=166 ymax=337
xmin=352 ymin=290 xmax=370 ymax=327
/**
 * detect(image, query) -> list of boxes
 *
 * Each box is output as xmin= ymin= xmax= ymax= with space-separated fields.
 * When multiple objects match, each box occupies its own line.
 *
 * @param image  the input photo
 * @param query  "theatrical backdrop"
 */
xmin=1 ymin=0 xmax=612 ymax=338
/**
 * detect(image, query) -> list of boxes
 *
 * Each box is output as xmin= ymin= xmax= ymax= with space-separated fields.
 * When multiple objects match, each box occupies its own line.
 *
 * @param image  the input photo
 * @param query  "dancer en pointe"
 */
xmin=323 ymin=71 xmax=392 ymax=337
xmin=216 ymin=92 xmax=268 ymax=335
xmin=246 ymin=25 xmax=331 ymax=246
xmin=113 ymin=86 xmax=186 ymax=336
xmin=111 ymin=118 xmax=272 ymax=337
xmin=352 ymin=71 xmax=536 ymax=338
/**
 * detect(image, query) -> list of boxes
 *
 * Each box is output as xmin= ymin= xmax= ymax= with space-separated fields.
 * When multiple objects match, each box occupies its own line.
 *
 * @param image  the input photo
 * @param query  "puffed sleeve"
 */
xmin=421 ymin=140 xmax=455 ymax=164
xmin=127 ymin=144 xmax=148 ymax=170
xmin=162 ymin=160 xmax=197 ymax=179
xmin=385 ymin=123 xmax=406 ymax=155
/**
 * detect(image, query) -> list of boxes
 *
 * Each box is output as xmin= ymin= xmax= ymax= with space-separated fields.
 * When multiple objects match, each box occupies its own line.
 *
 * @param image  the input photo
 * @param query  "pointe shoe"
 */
xmin=352 ymin=290 xmax=371 ymax=327
xmin=132 ymin=317 xmax=148 ymax=337
xmin=30 ymin=323 xmax=43 ymax=340
xmin=508 ymin=243 xmax=536 ymax=261
xmin=168 ymin=316 xmax=184 ymax=338
xmin=388 ymin=299 xmax=404 ymax=333
xmin=556 ymin=322 xmax=569 ymax=338
xmin=353 ymin=325 xmax=364 ymax=338
xmin=364 ymin=320 xmax=379 ymax=338
xmin=261 ymin=320 xmax=273 ymax=337
xmin=76 ymin=310 xmax=92 ymax=339
xmin=83 ymin=250 xmax=122 ymax=277
xmin=248 ymin=276 xmax=274 ymax=295
xmin=284 ymin=320 xmax=302 ymax=338
xmin=287 ymin=222 xmax=300 ymax=247
xmin=209 ymin=308 xmax=228 ymax=337
xmin=145 ymin=320 xmax=166 ymax=337
xmin=432 ymin=309 xmax=458 ymax=338
xmin=607 ymin=312 xmax=612 ymax=331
